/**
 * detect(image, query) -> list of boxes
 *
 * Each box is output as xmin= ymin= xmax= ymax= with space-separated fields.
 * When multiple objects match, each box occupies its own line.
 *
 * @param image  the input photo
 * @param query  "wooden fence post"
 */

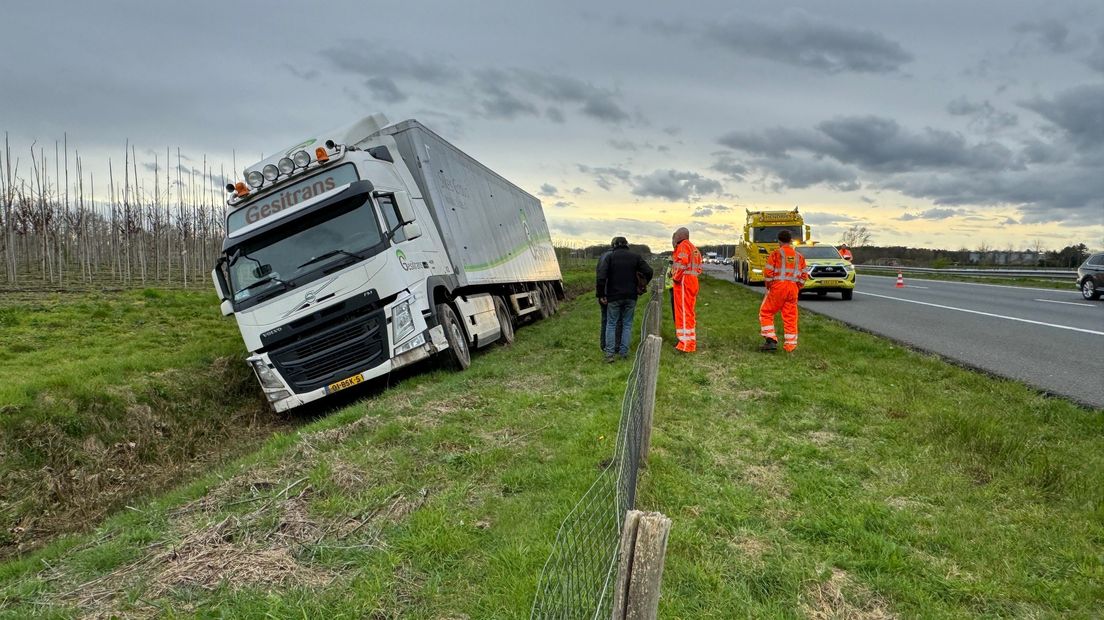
xmin=638 ymin=334 xmax=661 ymax=467
xmin=611 ymin=510 xmax=672 ymax=620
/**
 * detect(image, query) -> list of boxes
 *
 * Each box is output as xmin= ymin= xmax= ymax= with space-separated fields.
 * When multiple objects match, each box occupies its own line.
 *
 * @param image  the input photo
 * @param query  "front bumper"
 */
xmin=802 ymin=272 xmax=856 ymax=291
xmin=261 ymin=324 xmax=447 ymax=412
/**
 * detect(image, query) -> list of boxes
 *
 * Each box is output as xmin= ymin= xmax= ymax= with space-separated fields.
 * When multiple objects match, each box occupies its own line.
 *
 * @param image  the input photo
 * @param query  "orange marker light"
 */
xmin=234 ymin=182 xmax=248 ymax=197
xmin=315 ymin=147 xmax=330 ymax=163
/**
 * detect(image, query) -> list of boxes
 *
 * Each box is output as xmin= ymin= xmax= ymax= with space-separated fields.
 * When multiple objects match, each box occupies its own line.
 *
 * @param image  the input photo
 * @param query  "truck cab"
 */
xmin=734 ymin=208 xmax=810 ymax=285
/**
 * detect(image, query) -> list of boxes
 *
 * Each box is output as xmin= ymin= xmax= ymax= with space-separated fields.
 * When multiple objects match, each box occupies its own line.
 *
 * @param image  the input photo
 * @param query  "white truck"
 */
xmin=212 ymin=115 xmax=562 ymax=412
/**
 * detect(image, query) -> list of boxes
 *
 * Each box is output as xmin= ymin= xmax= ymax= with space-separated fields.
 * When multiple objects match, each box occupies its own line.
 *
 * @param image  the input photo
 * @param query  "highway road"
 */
xmin=703 ymin=264 xmax=1104 ymax=409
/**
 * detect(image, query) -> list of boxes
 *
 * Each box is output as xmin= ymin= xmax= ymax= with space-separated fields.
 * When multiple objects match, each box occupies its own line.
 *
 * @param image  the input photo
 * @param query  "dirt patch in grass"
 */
xmin=802 ymin=567 xmax=896 ymax=620
xmin=728 ymin=531 xmax=769 ymax=562
xmin=43 ymin=471 xmax=428 ymax=617
xmin=807 ymin=431 xmax=840 ymax=447
xmin=742 ymin=463 xmax=790 ymax=499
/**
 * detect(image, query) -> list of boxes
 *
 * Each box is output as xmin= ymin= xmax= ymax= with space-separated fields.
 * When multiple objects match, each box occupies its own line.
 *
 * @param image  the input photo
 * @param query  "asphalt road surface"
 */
xmin=703 ymin=263 xmax=1104 ymax=409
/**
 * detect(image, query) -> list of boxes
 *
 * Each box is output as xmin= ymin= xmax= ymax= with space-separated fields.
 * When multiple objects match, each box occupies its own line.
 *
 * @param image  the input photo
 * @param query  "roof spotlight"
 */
xmin=292 ymin=150 xmax=311 ymax=168
xmin=278 ymin=157 xmax=295 ymax=175
xmin=225 ymin=183 xmax=236 ymax=193
xmin=262 ymin=164 xmax=279 ymax=182
xmin=246 ymin=170 xmax=265 ymax=188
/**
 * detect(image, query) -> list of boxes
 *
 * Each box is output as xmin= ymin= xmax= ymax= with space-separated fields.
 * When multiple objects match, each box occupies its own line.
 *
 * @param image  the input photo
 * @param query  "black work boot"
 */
xmin=759 ymin=338 xmax=778 ymax=352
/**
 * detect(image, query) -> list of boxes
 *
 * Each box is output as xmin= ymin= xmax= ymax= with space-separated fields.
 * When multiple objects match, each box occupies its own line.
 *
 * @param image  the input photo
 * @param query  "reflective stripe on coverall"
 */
xmin=672 ymin=239 xmax=702 ymax=352
xmin=759 ymin=245 xmax=809 ymax=351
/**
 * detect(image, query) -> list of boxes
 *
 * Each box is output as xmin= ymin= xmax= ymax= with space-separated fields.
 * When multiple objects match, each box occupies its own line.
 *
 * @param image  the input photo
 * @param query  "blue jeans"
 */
xmin=604 ymin=299 xmax=636 ymax=356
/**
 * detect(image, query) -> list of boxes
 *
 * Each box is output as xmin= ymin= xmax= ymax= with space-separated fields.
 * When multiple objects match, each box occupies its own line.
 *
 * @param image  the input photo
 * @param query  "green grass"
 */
xmin=0 ymin=289 xmax=287 ymax=556
xmin=855 ymin=267 xmax=1076 ymax=290
xmin=0 ymin=273 xmax=1100 ymax=618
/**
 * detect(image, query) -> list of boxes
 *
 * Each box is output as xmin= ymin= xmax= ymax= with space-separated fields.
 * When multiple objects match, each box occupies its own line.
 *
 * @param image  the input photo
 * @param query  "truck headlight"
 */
xmin=249 ymin=358 xmax=284 ymax=389
xmin=392 ymin=300 xmax=415 ymax=343
xmin=844 ymin=264 xmax=854 ymax=272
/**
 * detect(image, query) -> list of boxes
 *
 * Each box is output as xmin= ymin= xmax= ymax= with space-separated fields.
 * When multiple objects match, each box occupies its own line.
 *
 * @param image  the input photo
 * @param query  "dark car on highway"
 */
xmin=1077 ymin=252 xmax=1103 ymax=300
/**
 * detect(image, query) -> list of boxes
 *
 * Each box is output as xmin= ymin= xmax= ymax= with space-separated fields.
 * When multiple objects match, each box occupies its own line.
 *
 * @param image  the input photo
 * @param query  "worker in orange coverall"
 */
xmin=759 ymin=229 xmax=809 ymax=352
xmin=838 ymin=243 xmax=853 ymax=262
xmin=671 ymin=227 xmax=703 ymax=352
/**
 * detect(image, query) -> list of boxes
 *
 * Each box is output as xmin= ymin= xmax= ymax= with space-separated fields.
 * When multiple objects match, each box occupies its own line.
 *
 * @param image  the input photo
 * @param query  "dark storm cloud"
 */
xmin=705 ymin=9 xmax=913 ymax=74
xmin=801 ymin=211 xmax=861 ymax=226
xmin=753 ymin=156 xmax=862 ymax=192
xmin=631 ymin=169 xmax=723 ymax=201
xmin=692 ymin=207 xmax=714 ymax=217
xmin=545 ymin=107 xmax=566 ymax=123
xmin=327 ymin=46 xmax=456 ymax=84
xmin=1014 ymin=19 xmax=1075 ymax=54
xmin=365 ymin=77 xmax=407 ymax=104
xmin=1088 ymin=31 xmax=1104 ymax=73
xmin=720 ymin=116 xmax=1016 ymax=173
xmin=946 ymin=97 xmax=1019 ymax=133
xmin=609 ymin=139 xmax=640 ymax=151
xmin=539 ymin=183 xmax=559 ymax=197
xmin=898 ymin=207 xmax=970 ymax=221
xmin=710 ymin=153 xmax=749 ymax=180
xmin=1021 ymin=83 xmax=1104 ymax=148
xmin=577 ymin=164 xmax=633 ymax=191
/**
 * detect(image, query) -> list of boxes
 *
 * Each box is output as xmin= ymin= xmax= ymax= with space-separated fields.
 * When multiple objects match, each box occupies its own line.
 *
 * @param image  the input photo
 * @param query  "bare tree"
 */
xmin=839 ymin=224 xmax=872 ymax=247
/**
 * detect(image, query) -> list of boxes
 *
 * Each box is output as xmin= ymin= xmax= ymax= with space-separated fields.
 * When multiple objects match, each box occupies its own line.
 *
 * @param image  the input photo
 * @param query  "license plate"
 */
xmin=327 ymin=373 xmax=364 ymax=394
xmin=821 ymin=279 xmax=843 ymax=285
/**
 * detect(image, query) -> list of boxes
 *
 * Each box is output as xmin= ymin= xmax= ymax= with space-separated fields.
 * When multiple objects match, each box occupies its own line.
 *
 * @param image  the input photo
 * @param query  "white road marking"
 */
xmin=905 ymin=285 xmax=929 ymax=289
xmin=855 ymin=291 xmax=1104 ymax=336
xmin=860 ymin=273 xmax=1076 ymax=294
xmin=1034 ymin=298 xmax=1097 ymax=308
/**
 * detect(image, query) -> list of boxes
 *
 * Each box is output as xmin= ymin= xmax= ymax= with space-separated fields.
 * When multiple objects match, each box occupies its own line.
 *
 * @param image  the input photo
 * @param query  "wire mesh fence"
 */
xmin=531 ymin=280 xmax=664 ymax=619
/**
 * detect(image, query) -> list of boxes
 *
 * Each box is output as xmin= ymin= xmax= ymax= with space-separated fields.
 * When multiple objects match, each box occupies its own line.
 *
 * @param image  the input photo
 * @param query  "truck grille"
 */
xmin=810 ymin=265 xmax=848 ymax=278
xmin=269 ymin=309 xmax=387 ymax=393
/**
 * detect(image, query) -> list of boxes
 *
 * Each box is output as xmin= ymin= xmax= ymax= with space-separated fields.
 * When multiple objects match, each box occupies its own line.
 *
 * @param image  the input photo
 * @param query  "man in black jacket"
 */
xmin=596 ymin=245 xmax=623 ymax=354
xmin=596 ymin=237 xmax=654 ymax=362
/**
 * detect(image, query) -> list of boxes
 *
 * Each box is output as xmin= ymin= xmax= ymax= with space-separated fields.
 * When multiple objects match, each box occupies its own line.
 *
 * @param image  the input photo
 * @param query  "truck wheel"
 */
xmin=436 ymin=303 xmax=471 ymax=370
xmin=494 ymin=296 xmax=515 ymax=345
xmin=841 ymin=290 xmax=854 ymax=300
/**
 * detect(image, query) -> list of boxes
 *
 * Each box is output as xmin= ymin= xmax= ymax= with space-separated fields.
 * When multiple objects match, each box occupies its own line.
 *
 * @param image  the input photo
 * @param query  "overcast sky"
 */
xmin=2 ymin=0 xmax=1102 ymax=251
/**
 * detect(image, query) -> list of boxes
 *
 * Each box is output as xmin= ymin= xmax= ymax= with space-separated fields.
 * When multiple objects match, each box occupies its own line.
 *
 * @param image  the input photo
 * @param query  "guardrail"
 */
xmin=856 ymin=265 xmax=1077 ymax=280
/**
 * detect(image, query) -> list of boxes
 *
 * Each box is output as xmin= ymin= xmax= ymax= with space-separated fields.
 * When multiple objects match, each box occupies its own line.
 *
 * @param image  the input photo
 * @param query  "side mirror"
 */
xmin=395 ymin=192 xmax=417 ymax=226
xmin=211 ymin=265 xmax=229 ymax=301
xmin=402 ymin=221 xmax=422 ymax=240
xmin=220 ymin=300 xmax=234 ymax=316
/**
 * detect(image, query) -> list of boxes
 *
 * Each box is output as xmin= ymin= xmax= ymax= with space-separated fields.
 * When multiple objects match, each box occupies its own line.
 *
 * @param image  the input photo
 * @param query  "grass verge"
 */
xmin=0 ymin=273 xmax=1100 ymax=617
xmin=0 ymin=289 xmax=290 ymax=557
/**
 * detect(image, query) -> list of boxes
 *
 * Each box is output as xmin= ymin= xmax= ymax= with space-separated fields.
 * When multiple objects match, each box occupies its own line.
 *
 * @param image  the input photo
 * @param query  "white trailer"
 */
xmin=212 ymin=115 xmax=562 ymax=411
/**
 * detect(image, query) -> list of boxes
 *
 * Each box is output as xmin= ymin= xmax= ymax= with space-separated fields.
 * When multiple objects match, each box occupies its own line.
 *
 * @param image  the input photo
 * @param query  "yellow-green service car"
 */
xmin=795 ymin=245 xmax=855 ymax=300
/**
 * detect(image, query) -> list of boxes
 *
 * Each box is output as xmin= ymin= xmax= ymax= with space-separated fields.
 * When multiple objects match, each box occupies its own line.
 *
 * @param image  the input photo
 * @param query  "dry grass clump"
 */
xmin=802 ymin=567 xmax=896 ymax=620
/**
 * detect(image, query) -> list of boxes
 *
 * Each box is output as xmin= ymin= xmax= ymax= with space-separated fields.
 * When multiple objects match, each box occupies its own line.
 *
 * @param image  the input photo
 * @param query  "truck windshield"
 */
xmin=796 ymin=246 xmax=842 ymax=259
xmin=753 ymin=226 xmax=803 ymax=243
xmin=226 ymin=194 xmax=386 ymax=307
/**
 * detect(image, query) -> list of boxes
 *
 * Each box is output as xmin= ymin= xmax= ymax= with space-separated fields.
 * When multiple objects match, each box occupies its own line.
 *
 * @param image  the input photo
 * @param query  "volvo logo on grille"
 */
xmin=304 ymin=291 xmax=317 ymax=303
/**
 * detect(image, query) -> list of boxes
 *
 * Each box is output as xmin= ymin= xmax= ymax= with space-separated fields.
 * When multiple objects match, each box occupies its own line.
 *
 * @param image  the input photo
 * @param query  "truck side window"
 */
xmin=377 ymin=194 xmax=406 ymax=243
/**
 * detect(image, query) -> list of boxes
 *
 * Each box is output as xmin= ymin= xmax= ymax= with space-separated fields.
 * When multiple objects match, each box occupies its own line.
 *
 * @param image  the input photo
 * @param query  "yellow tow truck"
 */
xmin=734 ymin=207 xmax=810 ymax=285
xmin=794 ymin=242 xmax=855 ymax=300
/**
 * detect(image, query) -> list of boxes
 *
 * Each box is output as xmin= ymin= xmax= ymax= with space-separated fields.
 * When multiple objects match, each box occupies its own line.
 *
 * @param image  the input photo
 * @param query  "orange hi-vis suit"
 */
xmin=672 ymin=239 xmax=703 ymax=352
xmin=759 ymin=245 xmax=809 ymax=352
xmin=839 ymin=247 xmax=853 ymax=261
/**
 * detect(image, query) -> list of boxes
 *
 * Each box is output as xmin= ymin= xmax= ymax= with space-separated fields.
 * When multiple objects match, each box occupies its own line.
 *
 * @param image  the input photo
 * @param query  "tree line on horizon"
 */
xmin=0 ymin=134 xmax=232 ymax=289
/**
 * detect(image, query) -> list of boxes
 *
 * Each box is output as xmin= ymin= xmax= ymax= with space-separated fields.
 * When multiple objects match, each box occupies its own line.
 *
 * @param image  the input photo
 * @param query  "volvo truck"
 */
xmin=212 ymin=115 xmax=562 ymax=412
xmin=733 ymin=207 xmax=811 ymax=285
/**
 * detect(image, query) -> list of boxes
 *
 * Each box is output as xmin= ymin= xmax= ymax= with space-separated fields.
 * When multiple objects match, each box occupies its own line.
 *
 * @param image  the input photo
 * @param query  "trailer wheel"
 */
xmin=543 ymin=283 xmax=558 ymax=315
xmin=436 ymin=303 xmax=471 ymax=370
xmin=494 ymin=296 xmax=515 ymax=345
xmin=537 ymin=285 xmax=552 ymax=319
